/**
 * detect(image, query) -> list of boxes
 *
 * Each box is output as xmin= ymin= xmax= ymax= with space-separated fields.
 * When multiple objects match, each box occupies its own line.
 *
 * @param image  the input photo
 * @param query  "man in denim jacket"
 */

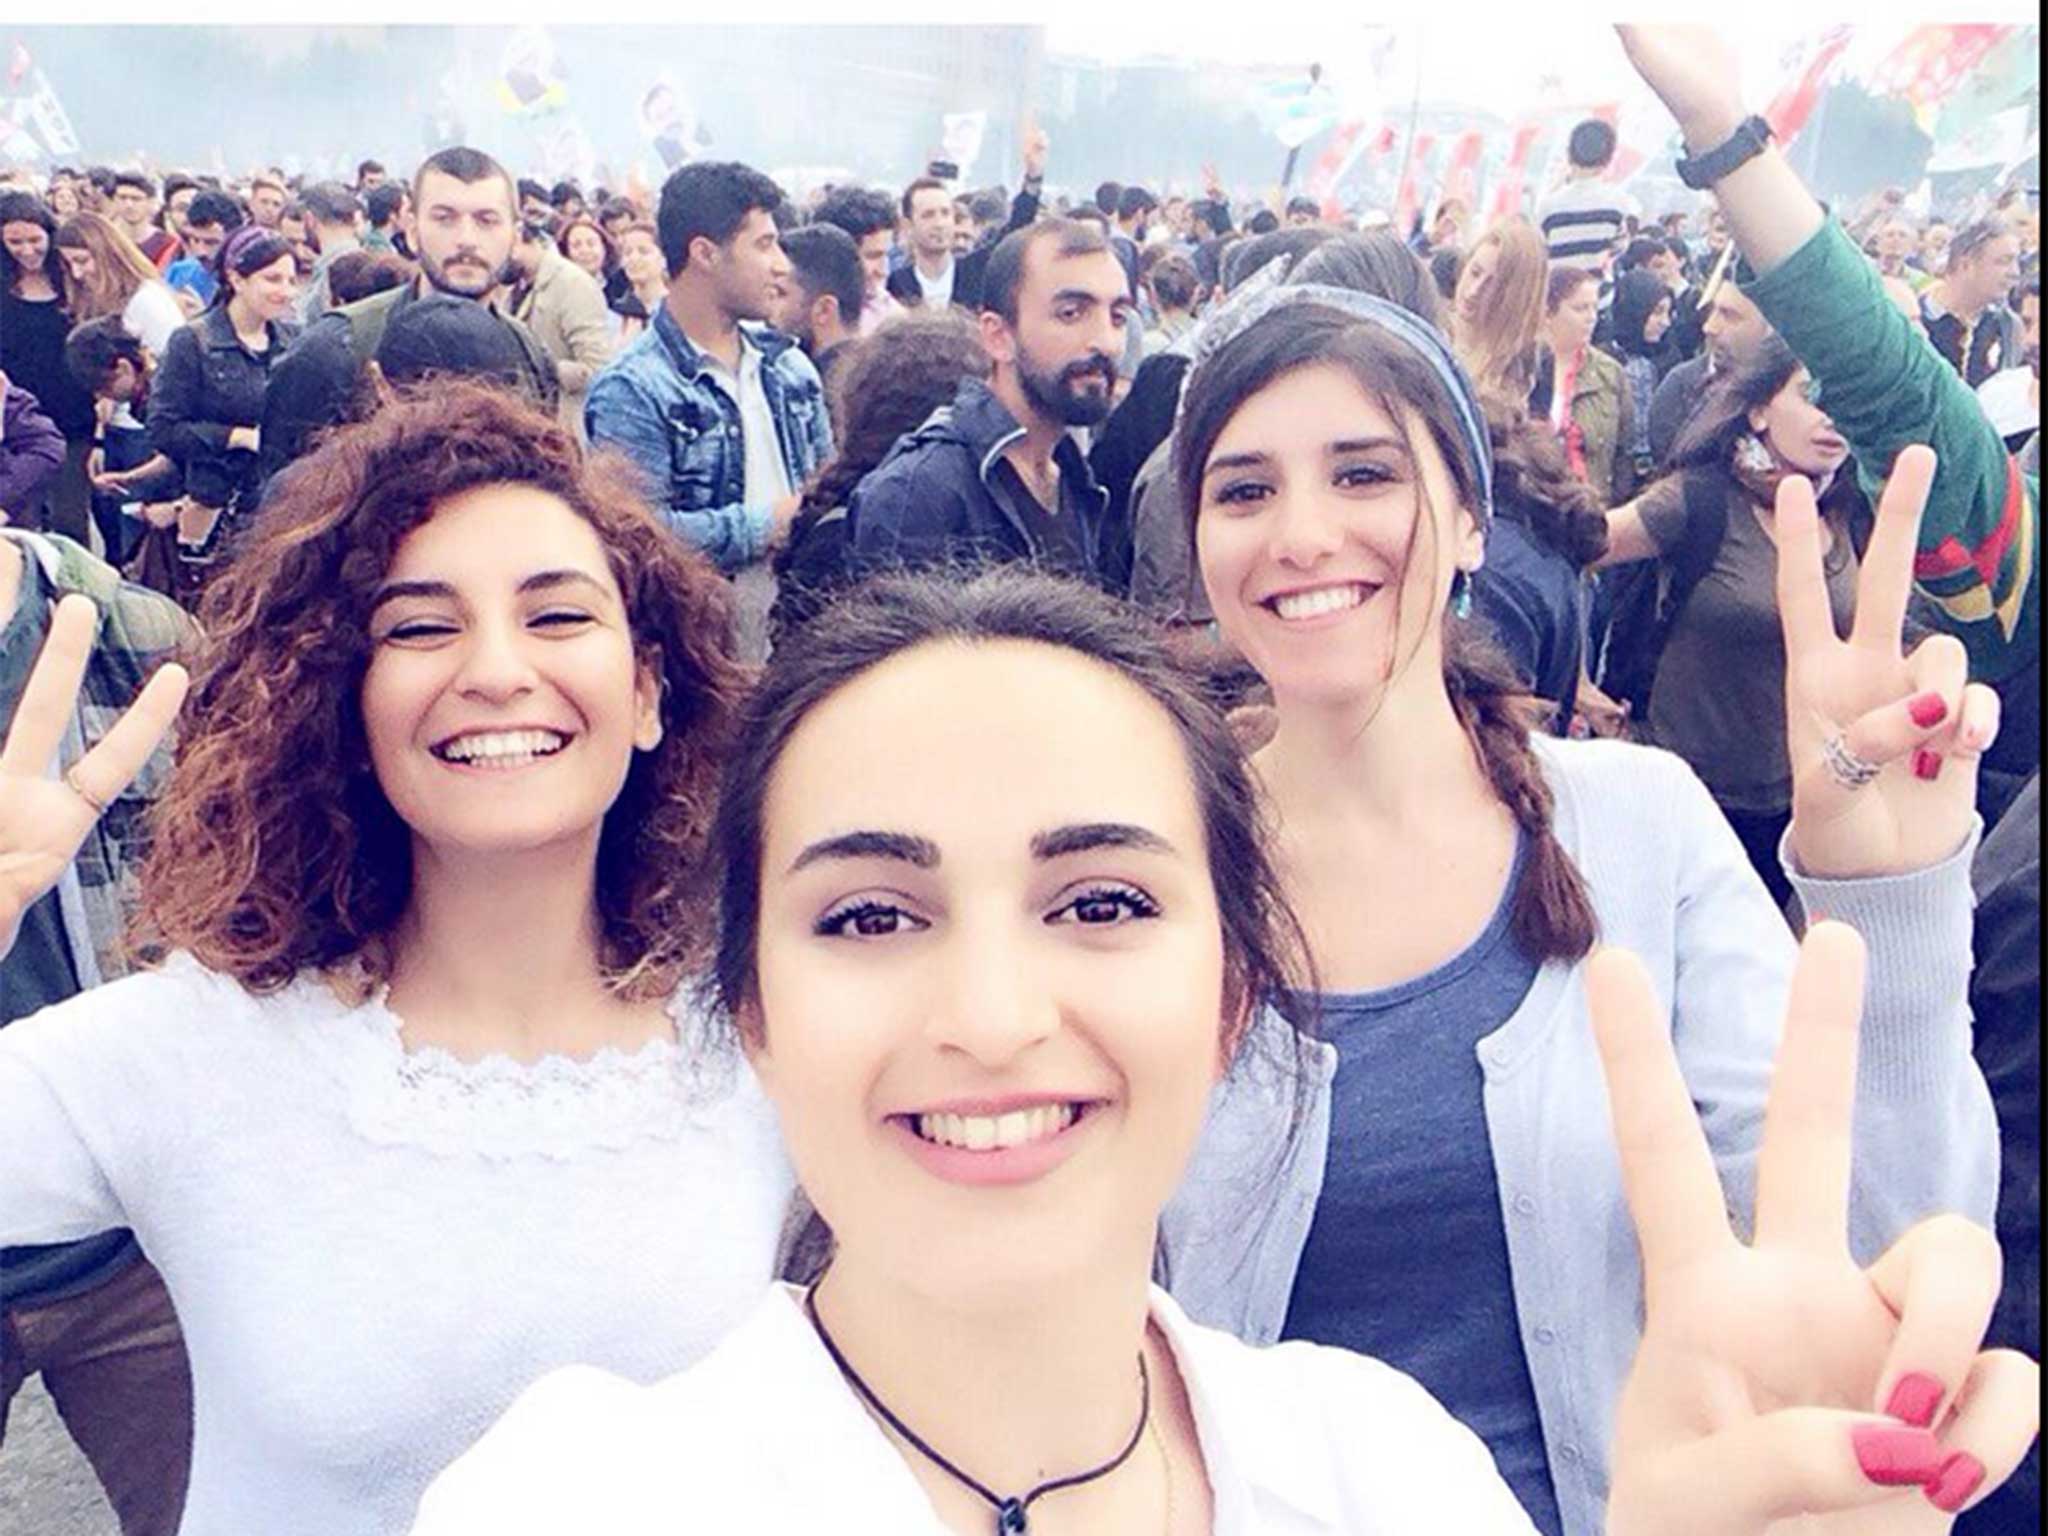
xmin=585 ymin=162 xmax=832 ymax=579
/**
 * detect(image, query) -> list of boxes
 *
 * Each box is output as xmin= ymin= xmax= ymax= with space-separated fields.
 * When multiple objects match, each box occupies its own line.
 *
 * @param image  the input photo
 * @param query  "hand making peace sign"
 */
xmin=0 ymin=593 xmax=189 ymax=958
xmin=1775 ymin=446 xmax=1999 ymax=881
xmin=1592 ymin=929 xmax=2039 ymax=1533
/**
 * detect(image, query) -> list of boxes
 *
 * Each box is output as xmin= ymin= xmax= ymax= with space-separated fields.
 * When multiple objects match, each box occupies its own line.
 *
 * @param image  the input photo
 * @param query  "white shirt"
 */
xmin=0 ymin=955 xmax=795 ymax=1536
xmin=121 ymin=280 xmax=187 ymax=356
xmin=914 ymin=256 xmax=957 ymax=310
xmin=1976 ymin=366 xmax=2039 ymax=440
xmin=414 ymin=1284 xmax=1538 ymax=1534
xmin=695 ymin=329 xmax=791 ymax=662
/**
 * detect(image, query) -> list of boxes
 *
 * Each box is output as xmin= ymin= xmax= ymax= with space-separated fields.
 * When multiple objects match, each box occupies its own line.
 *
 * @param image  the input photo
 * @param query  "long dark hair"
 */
xmin=1607 ymin=270 xmax=1673 ymax=362
xmin=1175 ymin=304 xmax=1599 ymax=965
xmin=1288 ymin=231 xmax=1446 ymax=329
xmin=0 ymin=192 xmax=66 ymax=305
xmin=1670 ymin=333 xmax=1804 ymax=473
xmin=1482 ymin=391 xmax=1611 ymax=570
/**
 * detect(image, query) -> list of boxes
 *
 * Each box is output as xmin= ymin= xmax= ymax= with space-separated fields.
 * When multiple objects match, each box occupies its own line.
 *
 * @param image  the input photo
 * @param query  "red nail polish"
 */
xmin=1925 ymin=1451 xmax=1986 ymax=1513
xmin=1852 ymin=1424 xmax=1945 ymax=1486
xmin=1885 ymin=1373 xmax=1944 ymax=1428
xmin=1908 ymin=691 xmax=1950 ymax=728
xmin=1913 ymin=750 xmax=1943 ymax=781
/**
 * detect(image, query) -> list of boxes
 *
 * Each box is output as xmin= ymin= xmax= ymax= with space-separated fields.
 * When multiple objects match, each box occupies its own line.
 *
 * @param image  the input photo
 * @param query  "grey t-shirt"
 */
xmin=1641 ymin=475 xmax=1857 ymax=813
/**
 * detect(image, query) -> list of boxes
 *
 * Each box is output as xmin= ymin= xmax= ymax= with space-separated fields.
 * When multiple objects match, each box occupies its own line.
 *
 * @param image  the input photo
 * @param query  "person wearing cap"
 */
xmin=258 ymin=146 xmax=557 ymax=486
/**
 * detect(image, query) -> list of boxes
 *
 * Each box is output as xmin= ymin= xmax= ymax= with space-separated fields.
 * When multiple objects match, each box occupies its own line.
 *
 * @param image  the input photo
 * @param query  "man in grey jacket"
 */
xmin=511 ymin=222 xmax=614 ymax=433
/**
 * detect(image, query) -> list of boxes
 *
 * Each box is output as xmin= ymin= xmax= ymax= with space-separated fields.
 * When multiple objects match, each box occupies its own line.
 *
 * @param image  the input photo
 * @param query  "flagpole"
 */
xmin=1392 ymin=31 xmax=1424 ymax=227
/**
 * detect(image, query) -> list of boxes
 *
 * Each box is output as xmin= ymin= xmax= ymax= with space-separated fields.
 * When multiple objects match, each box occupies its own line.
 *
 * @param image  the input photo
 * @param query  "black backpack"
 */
xmin=1596 ymin=470 xmax=1731 ymax=721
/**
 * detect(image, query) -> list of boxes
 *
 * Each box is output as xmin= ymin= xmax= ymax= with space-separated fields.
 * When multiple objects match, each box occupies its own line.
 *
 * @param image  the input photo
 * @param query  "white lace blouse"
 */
xmin=0 ymin=954 xmax=795 ymax=1536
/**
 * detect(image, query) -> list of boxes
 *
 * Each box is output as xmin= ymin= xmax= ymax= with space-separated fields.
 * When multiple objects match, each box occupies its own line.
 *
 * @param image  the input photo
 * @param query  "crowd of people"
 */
xmin=0 ymin=22 xmax=2039 ymax=1536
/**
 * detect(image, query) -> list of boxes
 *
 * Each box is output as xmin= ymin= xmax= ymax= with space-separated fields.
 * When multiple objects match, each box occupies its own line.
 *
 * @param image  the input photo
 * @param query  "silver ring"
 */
xmin=63 ymin=765 xmax=110 ymax=817
xmin=1821 ymin=732 xmax=1881 ymax=791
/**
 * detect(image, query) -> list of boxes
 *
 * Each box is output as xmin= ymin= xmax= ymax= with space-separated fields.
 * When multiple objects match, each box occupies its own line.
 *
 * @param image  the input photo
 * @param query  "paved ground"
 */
xmin=0 ymin=1380 xmax=117 ymax=1536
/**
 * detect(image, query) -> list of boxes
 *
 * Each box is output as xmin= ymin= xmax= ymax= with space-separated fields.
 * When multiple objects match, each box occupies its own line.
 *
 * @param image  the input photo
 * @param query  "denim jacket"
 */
xmin=584 ymin=303 xmax=831 ymax=572
xmin=1162 ymin=736 xmax=1997 ymax=1536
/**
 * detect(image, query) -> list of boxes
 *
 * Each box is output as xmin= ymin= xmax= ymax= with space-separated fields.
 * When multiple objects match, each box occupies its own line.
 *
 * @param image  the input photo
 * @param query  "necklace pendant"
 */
xmin=995 ymin=1498 xmax=1028 ymax=1534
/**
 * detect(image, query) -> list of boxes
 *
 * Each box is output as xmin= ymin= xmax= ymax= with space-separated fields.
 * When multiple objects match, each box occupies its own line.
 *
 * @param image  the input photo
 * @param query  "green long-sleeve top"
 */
xmin=1746 ymin=218 xmax=2038 ymax=683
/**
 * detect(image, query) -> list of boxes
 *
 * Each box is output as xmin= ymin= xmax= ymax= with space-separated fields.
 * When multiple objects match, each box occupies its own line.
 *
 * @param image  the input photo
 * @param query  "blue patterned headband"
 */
xmin=1182 ymin=272 xmax=1495 ymax=527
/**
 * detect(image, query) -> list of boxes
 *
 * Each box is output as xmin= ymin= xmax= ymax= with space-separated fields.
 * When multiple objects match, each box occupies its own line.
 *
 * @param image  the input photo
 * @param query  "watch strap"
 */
xmin=1675 ymin=114 xmax=1775 ymax=191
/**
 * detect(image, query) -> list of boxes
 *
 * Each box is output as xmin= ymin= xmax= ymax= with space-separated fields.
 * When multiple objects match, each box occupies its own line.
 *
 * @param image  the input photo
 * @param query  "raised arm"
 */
xmin=1615 ymin=25 xmax=2038 ymax=684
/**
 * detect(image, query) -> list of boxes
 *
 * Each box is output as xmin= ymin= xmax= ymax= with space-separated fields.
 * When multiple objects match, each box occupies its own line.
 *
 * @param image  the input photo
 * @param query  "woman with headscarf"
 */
xmin=1605 ymin=270 xmax=1677 ymax=496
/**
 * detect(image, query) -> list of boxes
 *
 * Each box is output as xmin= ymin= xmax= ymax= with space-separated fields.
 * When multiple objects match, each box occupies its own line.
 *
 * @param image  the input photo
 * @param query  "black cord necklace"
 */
xmin=803 ymin=1283 xmax=1151 ymax=1534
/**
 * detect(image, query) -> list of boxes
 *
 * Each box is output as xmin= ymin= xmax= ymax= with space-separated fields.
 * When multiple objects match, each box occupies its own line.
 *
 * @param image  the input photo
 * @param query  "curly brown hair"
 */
xmin=134 ymin=381 xmax=745 ymax=1001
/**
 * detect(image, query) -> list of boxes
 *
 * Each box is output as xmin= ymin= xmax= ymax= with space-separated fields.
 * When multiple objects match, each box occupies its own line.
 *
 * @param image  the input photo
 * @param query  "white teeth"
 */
xmin=1272 ymin=584 xmax=1367 ymax=621
xmin=437 ymin=729 xmax=568 ymax=764
xmin=914 ymin=1104 xmax=1077 ymax=1151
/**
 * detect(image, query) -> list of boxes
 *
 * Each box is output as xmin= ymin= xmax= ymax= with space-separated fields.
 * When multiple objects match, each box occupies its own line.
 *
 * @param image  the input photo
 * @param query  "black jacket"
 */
xmin=842 ymin=376 xmax=1129 ymax=593
xmin=883 ymin=185 xmax=1040 ymax=312
xmin=258 ymin=282 xmax=557 ymax=486
xmin=147 ymin=307 xmax=298 ymax=510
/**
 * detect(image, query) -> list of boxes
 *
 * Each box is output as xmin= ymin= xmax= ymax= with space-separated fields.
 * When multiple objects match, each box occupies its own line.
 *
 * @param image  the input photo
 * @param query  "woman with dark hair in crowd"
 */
xmin=1599 ymin=336 xmax=1863 ymax=910
xmin=1164 ymin=283 xmax=2002 ymax=1536
xmin=772 ymin=309 xmax=990 ymax=644
xmin=0 ymin=383 xmax=793 ymax=1533
xmin=558 ymin=214 xmax=628 ymax=319
xmin=52 ymin=212 xmax=185 ymax=357
xmin=1447 ymin=217 xmax=1547 ymax=401
xmin=613 ymin=219 xmax=669 ymax=343
xmin=144 ymin=225 xmax=301 ymax=601
xmin=1533 ymin=265 xmax=1636 ymax=507
xmin=0 ymin=191 xmax=95 ymax=537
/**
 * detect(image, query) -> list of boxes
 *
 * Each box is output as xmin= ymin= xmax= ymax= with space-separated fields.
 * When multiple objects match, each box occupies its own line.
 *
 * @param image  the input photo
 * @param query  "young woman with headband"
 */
xmin=418 ymin=566 xmax=2032 ymax=1533
xmin=0 ymin=383 xmax=794 ymax=1533
xmin=1157 ymin=272 xmax=2003 ymax=1536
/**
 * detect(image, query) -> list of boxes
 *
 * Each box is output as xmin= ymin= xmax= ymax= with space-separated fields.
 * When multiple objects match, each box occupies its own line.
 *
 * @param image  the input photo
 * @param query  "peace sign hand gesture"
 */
xmin=1777 ymin=446 xmax=1997 ymax=880
xmin=1593 ymin=929 xmax=2039 ymax=1534
xmin=0 ymin=594 xmax=188 ymax=959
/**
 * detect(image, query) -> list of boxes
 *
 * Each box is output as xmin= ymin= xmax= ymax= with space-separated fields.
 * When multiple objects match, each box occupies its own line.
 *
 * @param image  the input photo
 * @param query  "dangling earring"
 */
xmin=1450 ymin=569 xmax=1474 ymax=620
xmin=1736 ymin=431 xmax=1776 ymax=476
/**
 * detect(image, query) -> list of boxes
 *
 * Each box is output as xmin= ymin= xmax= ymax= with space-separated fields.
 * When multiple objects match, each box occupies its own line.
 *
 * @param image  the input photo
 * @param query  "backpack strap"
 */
xmin=1657 ymin=470 xmax=1732 ymax=628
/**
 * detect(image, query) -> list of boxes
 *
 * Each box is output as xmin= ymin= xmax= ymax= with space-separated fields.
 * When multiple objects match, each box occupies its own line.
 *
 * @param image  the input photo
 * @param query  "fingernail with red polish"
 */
xmin=1885 ymin=1373 xmax=1945 ymax=1428
xmin=1852 ymin=1424 xmax=1946 ymax=1486
xmin=1925 ymin=1451 xmax=1986 ymax=1513
xmin=1908 ymin=691 xmax=1950 ymax=729
xmin=1914 ymin=749 xmax=1944 ymax=781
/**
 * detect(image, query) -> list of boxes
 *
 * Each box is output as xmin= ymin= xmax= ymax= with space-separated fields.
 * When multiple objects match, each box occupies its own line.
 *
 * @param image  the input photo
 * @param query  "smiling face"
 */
xmin=1751 ymin=368 xmax=1850 ymax=479
xmin=747 ymin=638 xmax=1229 ymax=1306
xmin=229 ymin=252 xmax=300 ymax=324
xmin=361 ymin=484 xmax=661 ymax=866
xmin=618 ymin=227 xmax=665 ymax=291
xmin=1196 ymin=362 xmax=1481 ymax=711
xmin=2 ymin=219 xmax=49 ymax=276
xmin=563 ymin=223 xmax=607 ymax=277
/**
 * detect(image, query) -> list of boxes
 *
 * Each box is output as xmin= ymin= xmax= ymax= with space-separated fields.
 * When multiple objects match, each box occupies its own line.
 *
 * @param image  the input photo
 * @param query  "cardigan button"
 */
xmin=1514 ymin=1193 xmax=1538 ymax=1216
xmin=1535 ymin=1325 xmax=1557 ymax=1345
xmin=1560 ymin=1444 xmax=1582 ymax=1462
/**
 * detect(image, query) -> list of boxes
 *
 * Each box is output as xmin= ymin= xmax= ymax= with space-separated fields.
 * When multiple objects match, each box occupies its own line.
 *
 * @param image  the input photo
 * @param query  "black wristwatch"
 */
xmin=1675 ymin=114 xmax=1774 ymax=191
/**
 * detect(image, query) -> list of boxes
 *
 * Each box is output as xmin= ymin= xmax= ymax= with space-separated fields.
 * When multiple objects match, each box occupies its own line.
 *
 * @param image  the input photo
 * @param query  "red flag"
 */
xmin=1440 ymin=129 xmax=1486 ymax=211
xmin=1306 ymin=119 xmax=1368 ymax=205
xmin=1764 ymin=26 xmax=1854 ymax=142
xmin=1393 ymin=131 xmax=1438 ymax=235
xmin=1488 ymin=120 xmax=1544 ymax=221
xmin=7 ymin=42 xmax=31 ymax=89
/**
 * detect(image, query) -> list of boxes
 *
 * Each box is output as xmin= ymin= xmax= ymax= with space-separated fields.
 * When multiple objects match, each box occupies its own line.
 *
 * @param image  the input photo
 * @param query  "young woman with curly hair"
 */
xmin=0 ymin=381 xmax=796 ymax=1535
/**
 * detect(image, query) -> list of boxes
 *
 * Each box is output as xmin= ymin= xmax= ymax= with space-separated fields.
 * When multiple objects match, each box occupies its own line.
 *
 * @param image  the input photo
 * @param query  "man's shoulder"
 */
xmin=590 ymin=325 xmax=681 ymax=400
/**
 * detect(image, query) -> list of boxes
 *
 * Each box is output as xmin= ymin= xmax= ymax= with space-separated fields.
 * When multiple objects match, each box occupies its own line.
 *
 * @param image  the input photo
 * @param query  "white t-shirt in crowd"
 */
xmin=414 ymin=1283 xmax=1540 ymax=1534
xmin=122 ymin=279 xmax=188 ymax=357
xmin=1976 ymin=366 xmax=2039 ymax=442
xmin=0 ymin=954 xmax=795 ymax=1536
xmin=915 ymin=257 xmax=957 ymax=310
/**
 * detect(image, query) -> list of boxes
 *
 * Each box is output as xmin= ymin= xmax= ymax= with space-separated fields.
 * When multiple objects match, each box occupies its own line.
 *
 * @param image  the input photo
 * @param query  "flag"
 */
xmin=1925 ymin=105 xmax=2036 ymax=175
xmin=0 ymin=43 xmax=79 ymax=160
xmin=1259 ymin=72 xmax=1342 ymax=151
xmin=940 ymin=111 xmax=988 ymax=183
xmin=1764 ymin=25 xmax=1855 ymax=143
xmin=1439 ymin=129 xmax=1487 ymax=212
xmin=1864 ymin=24 xmax=2016 ymax=132
xmin=1392 ymin=131 xmax=1439 ymax=236
xmin=1487 ymin=120 xmax=1544 ymax=221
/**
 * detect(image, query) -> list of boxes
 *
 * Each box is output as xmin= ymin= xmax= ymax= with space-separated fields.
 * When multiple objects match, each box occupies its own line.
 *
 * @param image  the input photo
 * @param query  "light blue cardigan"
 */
xmin=1161 ymin=735 xmax=1997 ymax=1536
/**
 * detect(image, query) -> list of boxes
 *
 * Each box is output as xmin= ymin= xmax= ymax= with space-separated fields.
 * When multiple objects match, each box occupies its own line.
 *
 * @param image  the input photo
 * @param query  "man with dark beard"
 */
xmin=844 ymin=219 xmax=1133 ymax=592
xmin=257 ymin=147 xmax=557 ymax=484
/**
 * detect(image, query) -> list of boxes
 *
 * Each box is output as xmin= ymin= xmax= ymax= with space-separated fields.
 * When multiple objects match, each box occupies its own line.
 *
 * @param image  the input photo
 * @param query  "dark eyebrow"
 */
xmin=369 ymin=569 xmax=611 ymax=612
xmin=1031 ymin=823 xmax=1178 ymax=861
xmin=1051 ymin=288 xmax=1107 ymax=307
xmin=1203 ymin=437 xmax=1408 ymax=480
xmin=787 ymin=830 xmax=941 ymax=875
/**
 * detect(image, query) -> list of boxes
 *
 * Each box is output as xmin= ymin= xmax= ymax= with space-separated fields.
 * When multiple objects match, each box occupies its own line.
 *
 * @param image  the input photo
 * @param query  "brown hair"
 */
xmin=556 ymin=215 xmax=617 ymax=275
xmin=53 ymin=212 xmax=162 ymax=322
xmin=1449 ymin=216 xmax=1547 ymax=398
xmin=134 ymin=381 xmax=747 ymax=1000
xmin=1545 ymin=263 xmax=1598 ymax=312
xmin=1175 ymin=304 xmax=1598 ymax=965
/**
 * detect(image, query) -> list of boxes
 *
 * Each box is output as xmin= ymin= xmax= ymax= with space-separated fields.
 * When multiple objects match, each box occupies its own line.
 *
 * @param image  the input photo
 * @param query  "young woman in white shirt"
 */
xmin=417 ymin=566 xmax=2034 ymax=1535
xmin=0 ymin=381 xmax=793 ymax=1534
